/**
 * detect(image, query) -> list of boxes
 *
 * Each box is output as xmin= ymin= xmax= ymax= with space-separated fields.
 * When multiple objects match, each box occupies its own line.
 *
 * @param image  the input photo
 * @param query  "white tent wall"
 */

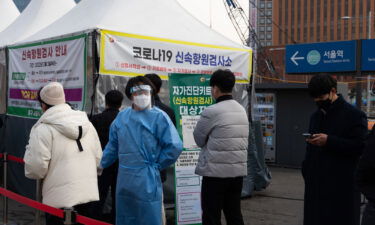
xmin=0 ymin=0 xmax=20 ymax=32
xmin=0 ymin=0 xmax=76 ymax=47
xmin=85 ymin=32 xmax=96 ymax=115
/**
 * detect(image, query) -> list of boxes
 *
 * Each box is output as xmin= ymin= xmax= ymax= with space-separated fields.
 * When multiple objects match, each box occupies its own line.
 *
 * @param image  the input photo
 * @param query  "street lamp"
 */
xmin=341 ymin=11 xmax=374 ymax=114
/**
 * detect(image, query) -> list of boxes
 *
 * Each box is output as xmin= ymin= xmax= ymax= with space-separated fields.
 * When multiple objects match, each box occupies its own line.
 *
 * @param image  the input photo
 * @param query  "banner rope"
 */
xmin=0 ymin=187 xmax=64 ymax=218
xmin=0 ymin=153 xmax=112 ymax=225
xmin=7 ymin=155 xmax=25 ymax=164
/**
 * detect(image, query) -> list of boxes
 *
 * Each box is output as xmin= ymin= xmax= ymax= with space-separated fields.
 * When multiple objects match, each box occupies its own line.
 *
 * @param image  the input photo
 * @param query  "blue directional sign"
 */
xmin=286 ymin=41 xmax=357 ymax=73
xmin=362 ymin=39 xmax=375 ymax=71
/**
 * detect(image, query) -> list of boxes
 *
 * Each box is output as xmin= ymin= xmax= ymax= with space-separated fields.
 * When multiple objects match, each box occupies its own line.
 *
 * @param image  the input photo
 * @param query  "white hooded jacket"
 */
xmin=24 ymin=104 xmax=102 ymax=208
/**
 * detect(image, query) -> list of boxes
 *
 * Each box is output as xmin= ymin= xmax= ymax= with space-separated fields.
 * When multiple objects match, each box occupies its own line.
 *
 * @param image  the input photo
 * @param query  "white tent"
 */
xmin=23 ymin=0 xmax=243 ymax=48
xmin=177 ymin=0 xmax=249 ymax=44
xmin=0 ymin=0 xmax=20 ymax=32
xmin=13 ymin=0 xmax=251 ymax=105
xmin=20 ymin=0 xmax=251 ymax=82
xmin=2 ymin=0 xmax=255 ymax=214
xmin=0 ymin=0 xmax=76 ymax=47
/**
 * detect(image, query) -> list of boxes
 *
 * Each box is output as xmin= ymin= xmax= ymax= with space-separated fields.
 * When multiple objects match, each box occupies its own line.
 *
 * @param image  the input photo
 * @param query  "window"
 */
xmin=266 ymin=33 xmax=272 ymax=40
xmin=260 ymin=2 xmax=265 ymax=8
xmin=260 ymin=18 xmax=265 ymax=24
xmin=266 ymin=10 xmax=272 ymax=16
xmin=267 ymin=2 xmax=272 ymax=9
xmin=259 ymin=26 xmax=265 ymax=32
xmin=259 ymin=33 xmax=265 ymax=40
xmin=266 ymin=26 xmax=272 ymax=32
xmin=267 ymin=41 xmax=272 ymax=46
xmin=266 ymin=18 xmax=272 ymax=24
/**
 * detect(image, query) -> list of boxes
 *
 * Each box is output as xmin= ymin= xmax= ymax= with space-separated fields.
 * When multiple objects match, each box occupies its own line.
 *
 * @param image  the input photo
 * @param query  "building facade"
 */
xmin=257 ymin=0 xmax=375 ymax=46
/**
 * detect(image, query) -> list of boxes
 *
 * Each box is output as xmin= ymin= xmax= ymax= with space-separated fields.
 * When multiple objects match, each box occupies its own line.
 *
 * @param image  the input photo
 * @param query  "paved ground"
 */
xmin=240 ymin=167 xmax=304 ymax=225
xmin=0 ymin=166 xmax=305 ymax=225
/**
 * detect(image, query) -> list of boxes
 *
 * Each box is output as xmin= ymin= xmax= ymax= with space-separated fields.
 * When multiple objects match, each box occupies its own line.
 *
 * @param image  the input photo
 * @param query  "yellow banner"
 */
xmin=99 ymin=29 xmax=252 ymax=83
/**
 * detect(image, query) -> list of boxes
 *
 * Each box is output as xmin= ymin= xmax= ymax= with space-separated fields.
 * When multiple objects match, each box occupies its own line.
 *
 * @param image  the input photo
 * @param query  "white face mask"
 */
xmin=133 ymin=94 xmax=151 ymax=110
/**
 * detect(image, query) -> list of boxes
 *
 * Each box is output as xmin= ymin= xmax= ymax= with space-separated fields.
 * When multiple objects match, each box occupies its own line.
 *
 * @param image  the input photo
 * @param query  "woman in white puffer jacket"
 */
xmin=23 ymin=82 xmax=102 ymax=225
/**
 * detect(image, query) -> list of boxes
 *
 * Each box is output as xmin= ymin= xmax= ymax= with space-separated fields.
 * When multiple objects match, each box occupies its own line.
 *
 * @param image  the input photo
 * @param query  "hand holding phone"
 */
xmin=306 ymin=133 xmax=327 ymax=147
xmin=302 ymin=133 xmax=313 ymax=139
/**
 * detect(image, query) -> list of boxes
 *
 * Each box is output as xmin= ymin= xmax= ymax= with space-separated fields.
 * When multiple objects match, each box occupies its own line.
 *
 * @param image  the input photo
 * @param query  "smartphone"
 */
xmin=302 ymin=133 xmax=313 ymax=139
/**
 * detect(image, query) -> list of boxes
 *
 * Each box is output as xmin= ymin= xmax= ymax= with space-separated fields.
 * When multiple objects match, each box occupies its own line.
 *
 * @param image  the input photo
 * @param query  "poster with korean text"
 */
xmin=7 ymin=34 xmax=87 ymax=119
xmin=100 ymin=30 xmax=252 ymax=83
xmin=169 ymin=73 xmax=214 ymax=225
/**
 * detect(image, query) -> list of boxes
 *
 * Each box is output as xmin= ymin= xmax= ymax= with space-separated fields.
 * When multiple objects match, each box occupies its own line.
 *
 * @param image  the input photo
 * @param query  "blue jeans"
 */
xmin=362 ymin=202 xmax=375 ymax=225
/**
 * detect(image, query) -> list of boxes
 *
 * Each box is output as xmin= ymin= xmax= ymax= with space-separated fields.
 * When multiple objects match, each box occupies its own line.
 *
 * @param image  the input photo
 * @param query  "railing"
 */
xmin=0 ymin=152 xmax=111 ymax=225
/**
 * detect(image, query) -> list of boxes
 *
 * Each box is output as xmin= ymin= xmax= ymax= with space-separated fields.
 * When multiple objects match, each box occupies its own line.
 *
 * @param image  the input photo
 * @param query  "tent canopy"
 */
xmin=23 ymin=0 xmax=244 ymax=48
xmin=0 ymin=0 xmax=76 ymax=47
xmin=0 ymin=0 xmax=20 ymax=32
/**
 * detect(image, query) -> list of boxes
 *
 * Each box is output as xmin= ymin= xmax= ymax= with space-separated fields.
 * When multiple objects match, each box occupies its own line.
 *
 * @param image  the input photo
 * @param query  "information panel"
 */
xmin=169 ymin=73 xmax=214 ymax=225
xmin=362 ymin=39 xmax=375 ymax=71
xmin=7 ymin=35 xmax=87 ymax=119
xmin=286 ymin=40 xmax=356 ymax=73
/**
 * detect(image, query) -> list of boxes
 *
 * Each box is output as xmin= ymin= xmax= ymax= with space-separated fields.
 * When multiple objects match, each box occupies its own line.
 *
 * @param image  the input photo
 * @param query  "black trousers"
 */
xmin=362 ymin=201 xmax=375 ymax=225
xmin=89 ymin=166 xmax=117 ymax=223
xmin=45 ymin=202 xmax=92 ymax=225
xmin=201 ymin=176 xmax=244 ymax=225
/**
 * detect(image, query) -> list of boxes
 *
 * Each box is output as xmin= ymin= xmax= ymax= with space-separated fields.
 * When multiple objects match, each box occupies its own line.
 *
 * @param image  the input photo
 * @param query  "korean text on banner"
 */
xmin=99 ymin=30 xmax=252 ymax=83
xmin=169 ymin=74 xmax=214 ymax=225
xmin=7 ymin=35 xmax=87 ymax=119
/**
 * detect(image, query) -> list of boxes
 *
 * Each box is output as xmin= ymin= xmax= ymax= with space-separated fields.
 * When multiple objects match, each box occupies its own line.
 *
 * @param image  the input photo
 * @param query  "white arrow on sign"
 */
xmin=291 ymin=51 xmax=305 ymax=66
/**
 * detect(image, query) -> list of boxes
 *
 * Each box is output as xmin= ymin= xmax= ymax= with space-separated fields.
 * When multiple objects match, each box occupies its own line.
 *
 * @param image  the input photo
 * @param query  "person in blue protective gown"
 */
xmin=100 ymin=76 xmax=183 ymax=225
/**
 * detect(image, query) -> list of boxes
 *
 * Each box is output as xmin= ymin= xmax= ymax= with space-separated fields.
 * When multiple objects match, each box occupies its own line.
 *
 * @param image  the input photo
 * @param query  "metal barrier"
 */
xmin=0 ymin=152 xmax=111 ymax=225
xmin=35 ymin=179 xmax=41 ymax=225
xmin=2 ymin=153 xmax=7 ymax=225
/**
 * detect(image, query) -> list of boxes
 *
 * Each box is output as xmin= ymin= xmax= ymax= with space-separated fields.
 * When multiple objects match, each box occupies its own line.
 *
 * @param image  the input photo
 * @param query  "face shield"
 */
xmin=130 ymin=85 xmax=152 ymax=96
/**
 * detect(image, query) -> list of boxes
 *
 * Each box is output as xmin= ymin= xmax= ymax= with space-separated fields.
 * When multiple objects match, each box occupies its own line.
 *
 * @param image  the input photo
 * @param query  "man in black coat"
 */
xmin=90 ymin=90 xmax=123 ymax=223
xmin=303 ymin=74 xmax=367 ymax=225
xmin=356 ymin=126 xmax=375 ymax=225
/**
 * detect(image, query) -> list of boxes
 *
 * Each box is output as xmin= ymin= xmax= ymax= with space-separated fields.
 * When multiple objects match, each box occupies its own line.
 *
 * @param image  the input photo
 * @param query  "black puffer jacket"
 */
xmin=154 ymin=95 xmax=176 ymax=183
xmin=91 ymin=108 xmax=120 ymax=174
